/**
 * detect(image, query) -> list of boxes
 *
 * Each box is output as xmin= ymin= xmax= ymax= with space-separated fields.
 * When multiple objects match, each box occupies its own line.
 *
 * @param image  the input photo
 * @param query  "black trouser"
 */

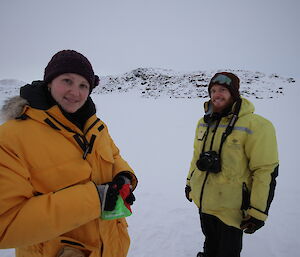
xmin=199 ymin=212 xmax=243 ymax=257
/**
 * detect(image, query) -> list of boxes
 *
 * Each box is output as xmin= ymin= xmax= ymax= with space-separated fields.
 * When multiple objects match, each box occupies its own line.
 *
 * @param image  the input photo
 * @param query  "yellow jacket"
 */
xmin=0 ymin=83 xmax=137 ymax=257
xmin=187 ymin=98 xmax=278 ymax=228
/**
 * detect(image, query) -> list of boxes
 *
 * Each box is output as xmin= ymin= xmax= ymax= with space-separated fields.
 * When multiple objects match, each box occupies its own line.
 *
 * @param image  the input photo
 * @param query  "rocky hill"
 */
xmin=0 ymin=68 xmax=296 ymax=99
xmin=95 ymin=68 xmax=296 ymax=99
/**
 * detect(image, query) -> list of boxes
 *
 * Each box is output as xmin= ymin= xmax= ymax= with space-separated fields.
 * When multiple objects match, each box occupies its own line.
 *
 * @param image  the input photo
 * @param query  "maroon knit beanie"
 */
xmin=208 ymin=72 xmax=240 ymax=101
xmin=44 ymin=50 xmax=99 ymax=92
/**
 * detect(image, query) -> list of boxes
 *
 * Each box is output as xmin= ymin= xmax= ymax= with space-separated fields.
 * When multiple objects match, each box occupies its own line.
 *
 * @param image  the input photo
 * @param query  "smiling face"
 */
xmin=210 ymin=84 xmax=234 ymax=112
xmin=48 ymin=73 xmax=90 ymax=113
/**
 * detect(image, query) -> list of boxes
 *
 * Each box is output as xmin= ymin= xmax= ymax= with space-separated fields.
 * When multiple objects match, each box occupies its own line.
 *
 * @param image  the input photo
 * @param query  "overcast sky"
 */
xmin=0 ymin=0 xmax=299 ymax=83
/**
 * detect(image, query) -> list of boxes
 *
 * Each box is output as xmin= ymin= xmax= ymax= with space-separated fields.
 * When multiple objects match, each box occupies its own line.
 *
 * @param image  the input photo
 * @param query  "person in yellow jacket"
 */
xmin=0 ymin=50 xmax=138 ymax=257
xmin=185 ymin=72 xmax=279 ymax=257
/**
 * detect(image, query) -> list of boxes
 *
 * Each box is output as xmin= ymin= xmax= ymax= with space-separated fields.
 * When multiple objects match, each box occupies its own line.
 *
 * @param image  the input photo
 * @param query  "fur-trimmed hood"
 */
xmin=1 ymin=96 xmax=29 ymax=121
xmin=0 ymin=80 xmax=97 ymax=129
xmin=1 ymin=80 xmax=54 ymax=122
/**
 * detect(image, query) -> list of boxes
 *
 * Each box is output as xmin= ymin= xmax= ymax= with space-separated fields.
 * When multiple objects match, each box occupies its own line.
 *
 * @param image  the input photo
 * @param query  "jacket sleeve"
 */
xmin=186 ymin=120 xmax=201 ymax=186
xmin=245 ymin=118 xmax=279 ymax=221
xmin=0 ymin=144 xmax=100 ymax=249
xmin=108 ymin=131 xmax=138 ymax=190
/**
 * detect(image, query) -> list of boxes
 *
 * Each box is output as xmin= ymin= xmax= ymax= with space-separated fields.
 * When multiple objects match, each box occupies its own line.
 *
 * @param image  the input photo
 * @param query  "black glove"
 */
xmin=125 ymin=191 xmax=136 ymax=205
xmin=96 ymin=174 xmax=126 ymax=211
xmin=97 ymin=182 xmax=119 ymax=211
xmin=112 ymin=175 xmax=127 ymax=190
xmin=240 ymin=216 xmax=265 ymax=234
xmin=97 ymin=172 xmax=135 ymax=211
xmin=114 ymin=173 xmax=136 ymax=205
xmin=185 ymin=185 xmax=192 ymax=202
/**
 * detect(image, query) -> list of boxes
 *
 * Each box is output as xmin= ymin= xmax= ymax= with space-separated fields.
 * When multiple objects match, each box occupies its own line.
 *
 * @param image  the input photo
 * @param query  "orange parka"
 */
xmin=0 ymin=82 xmax=137 ymax=257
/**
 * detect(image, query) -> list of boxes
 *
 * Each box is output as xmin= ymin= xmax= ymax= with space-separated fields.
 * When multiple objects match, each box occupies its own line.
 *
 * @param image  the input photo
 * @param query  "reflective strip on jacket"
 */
xmin=0 ymin=99 xmax=137 ymax=257
xmin=186 ymin=98 xmax=279 ymax=228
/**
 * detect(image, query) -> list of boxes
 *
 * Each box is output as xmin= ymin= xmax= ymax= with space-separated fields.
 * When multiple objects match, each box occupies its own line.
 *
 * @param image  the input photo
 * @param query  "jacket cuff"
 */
xmin=114 ymin=171 xmax=138 ymax=190
xmin=247 ymin=207 xmax=267 ymax=221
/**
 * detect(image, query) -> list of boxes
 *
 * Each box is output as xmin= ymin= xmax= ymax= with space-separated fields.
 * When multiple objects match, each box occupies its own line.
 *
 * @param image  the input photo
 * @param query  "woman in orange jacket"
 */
xmin=0 ymin=50 xmax=137 ymax=257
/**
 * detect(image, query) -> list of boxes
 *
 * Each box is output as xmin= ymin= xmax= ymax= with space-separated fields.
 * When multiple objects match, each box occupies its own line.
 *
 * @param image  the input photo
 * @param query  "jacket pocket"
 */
xmin=241 ymin=182 xmax=250 ymax=212
xmin=56 ymin=245 xmax=85 ymax=257
xmin=97 ymin=145 xmax=114 ymax=164
xmin=43 ymin=236 xmax=99 ymax=257
xmin=189 ymin=169 xmax=196 ymax=180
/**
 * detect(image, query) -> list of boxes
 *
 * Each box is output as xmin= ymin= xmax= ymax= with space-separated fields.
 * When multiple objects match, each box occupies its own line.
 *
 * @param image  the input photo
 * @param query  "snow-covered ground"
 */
xmin=0 ymin=71 xmax=299 ymax=256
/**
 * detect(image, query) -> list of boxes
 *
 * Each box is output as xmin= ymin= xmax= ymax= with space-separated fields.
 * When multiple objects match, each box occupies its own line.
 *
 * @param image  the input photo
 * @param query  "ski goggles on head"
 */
xmin=211 ymin=74 xmax=232 ymax=86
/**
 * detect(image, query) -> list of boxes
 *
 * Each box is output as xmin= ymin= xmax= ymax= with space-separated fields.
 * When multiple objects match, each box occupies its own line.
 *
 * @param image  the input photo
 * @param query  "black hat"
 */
xmin=208 ymin=72 xmax=240 ymax=101
xmin=44 ymin=50 xmax=99 ymax=92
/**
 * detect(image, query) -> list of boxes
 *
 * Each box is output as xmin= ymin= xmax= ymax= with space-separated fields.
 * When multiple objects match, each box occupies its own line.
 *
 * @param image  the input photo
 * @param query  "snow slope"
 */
xmin=0 ymin=70 xmax=298 ymax=257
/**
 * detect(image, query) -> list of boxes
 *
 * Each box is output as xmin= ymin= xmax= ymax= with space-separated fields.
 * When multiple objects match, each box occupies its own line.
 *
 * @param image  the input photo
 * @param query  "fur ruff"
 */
xmin=1 ymin=96 xmax=28 ymax=121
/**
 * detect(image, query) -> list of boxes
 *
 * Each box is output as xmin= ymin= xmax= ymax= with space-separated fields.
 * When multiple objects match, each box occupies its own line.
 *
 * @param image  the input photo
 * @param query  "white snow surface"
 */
xmin=0 ymin=70 xmax=299 ymax=257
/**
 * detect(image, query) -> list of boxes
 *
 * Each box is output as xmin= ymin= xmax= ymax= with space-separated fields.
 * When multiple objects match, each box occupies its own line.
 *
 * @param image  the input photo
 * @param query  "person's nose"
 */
xmin=212 ymin=91 xmax=221 ymax=97
xmin=69 ymin=86 xmax=80 ymax=97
